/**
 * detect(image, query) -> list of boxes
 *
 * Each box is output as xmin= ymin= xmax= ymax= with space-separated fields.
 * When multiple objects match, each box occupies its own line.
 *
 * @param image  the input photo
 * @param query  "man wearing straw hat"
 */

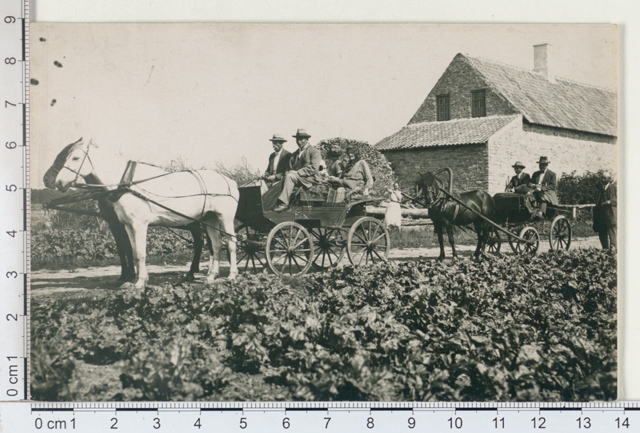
xmin=274 ymin=129 xmax=322 ymax=212
xmin=506 ymin=161 xmax=531 ymax=192
xmin=528 ymin=156 xmax=558 ymax=219
xmin=263 ymin=133 xmax=292 ymax=185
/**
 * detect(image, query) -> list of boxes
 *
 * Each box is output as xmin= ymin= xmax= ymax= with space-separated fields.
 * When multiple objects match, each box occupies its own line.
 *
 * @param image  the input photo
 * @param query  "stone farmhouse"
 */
xmin=374 ymin=45 xmax=617 ymax=195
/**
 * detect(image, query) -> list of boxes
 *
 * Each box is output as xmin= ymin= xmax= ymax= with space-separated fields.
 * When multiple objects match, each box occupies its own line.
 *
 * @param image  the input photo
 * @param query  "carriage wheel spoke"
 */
xmin=290 ymin=255 xmax=304 ymax=273
xmin=353 ymin=229 xmax=368 ymax=244
xmin=371 ymin=232 xmax=387 ymax=244
xmin=293 ymin=237 xmax=310 ymax=250
xmin=372 ymin=248 xmax=384 ymax=261
xmin=273 ymin=236 xmax=288 ymax=251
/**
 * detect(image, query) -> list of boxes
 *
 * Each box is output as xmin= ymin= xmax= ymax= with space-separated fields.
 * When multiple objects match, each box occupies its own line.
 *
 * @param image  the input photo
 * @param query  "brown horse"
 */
xmin=417 ymin=168 xmax=495 ymax=260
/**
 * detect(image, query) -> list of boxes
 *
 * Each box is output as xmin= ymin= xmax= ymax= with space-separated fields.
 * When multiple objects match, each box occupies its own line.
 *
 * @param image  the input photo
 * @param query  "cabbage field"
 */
xmin=31 ymin=249 xmax=616 ymax=402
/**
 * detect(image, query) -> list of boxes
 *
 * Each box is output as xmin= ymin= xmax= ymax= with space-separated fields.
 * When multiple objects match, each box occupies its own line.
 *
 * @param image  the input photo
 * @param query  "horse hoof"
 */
xmin=228 ymin=273 xmax=238 ymax=281
xmin=133 ymin=281 xmax=147 ymax=290
xmin=120 ymin=282 xmax=135 ymax=290
xmin=183 ymin=273 xmax=196 ymax=282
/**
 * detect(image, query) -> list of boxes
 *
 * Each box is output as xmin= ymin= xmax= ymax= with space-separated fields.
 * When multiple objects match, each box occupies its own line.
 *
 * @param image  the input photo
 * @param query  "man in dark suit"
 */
xmin=274 ymin=129 xmax=322 ymax=212
xmin=264 ymin=134 xmax=292 ymax=186
xmin=593 ymin=179 xmax=617 ymax=252
xmin=528 ymin=156 xmax=558 ymax=218
xmin=506 ymin=161 xmax=531 ymax=192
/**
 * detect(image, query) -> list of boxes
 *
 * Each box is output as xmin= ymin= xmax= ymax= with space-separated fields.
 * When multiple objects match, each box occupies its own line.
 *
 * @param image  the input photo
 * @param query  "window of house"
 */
xmin=436 ymin=94 xmax=450 ymax=121
xmin=471 ymin=90 xmax=486 ymax=117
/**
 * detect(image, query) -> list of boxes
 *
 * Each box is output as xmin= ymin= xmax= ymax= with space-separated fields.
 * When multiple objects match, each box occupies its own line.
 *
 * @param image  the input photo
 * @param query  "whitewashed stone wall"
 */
xmin=487 ymin=116 xmax=618 ymax=196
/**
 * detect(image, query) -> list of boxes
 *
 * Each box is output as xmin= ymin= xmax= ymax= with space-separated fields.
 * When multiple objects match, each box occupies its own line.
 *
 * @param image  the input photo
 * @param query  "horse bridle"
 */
xmin=51 ymin=144 xmax=94 ymax=187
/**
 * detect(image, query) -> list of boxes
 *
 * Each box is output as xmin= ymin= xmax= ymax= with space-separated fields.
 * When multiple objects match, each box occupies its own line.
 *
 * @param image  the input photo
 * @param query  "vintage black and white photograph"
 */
xmin=29 ymin=23 xmax=618 ymax=401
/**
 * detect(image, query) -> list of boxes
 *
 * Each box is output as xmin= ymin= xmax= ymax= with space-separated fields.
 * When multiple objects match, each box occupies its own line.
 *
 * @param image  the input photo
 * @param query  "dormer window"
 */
xmin=471 ymin=90 xmax=486 ymax=117
xmin=436 ymin=94 xmax=450 ymax=121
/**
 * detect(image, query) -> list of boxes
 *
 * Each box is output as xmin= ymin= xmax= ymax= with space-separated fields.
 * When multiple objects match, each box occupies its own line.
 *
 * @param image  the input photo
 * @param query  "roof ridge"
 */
xmin=405 ymin=114 xmax=519 ymax=128
xmin=462 ymin=53 xmax=615 ymax=93
xmin=555 ymin=76 xmax=616 ymax=93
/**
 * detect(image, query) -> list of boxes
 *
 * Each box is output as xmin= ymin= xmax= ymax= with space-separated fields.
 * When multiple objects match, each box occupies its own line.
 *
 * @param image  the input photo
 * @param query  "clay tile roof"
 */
xmin=463 ymin=54 xmax=617 ymax=136
xmin=375 ymin=115 xmax=518 ymax=151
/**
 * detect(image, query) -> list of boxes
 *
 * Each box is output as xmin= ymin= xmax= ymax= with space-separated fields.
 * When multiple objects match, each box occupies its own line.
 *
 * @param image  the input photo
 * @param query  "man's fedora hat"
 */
xmin=537 ymin=156 xmax=550 ymax=164
xmin=512 ymin=161 xmax=526 ymax=168
xmin=293 ymin=129 xmax=311 ymax=139
xmin=269 ymin=134 xmax=287 ymax=143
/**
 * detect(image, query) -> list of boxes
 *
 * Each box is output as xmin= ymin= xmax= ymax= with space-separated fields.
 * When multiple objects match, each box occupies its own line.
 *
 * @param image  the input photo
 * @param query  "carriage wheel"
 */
xmin=347 ymin=217 xmax=390 ymax=266
xmin=311 ymin=228 xmax=345 ymax=270
xmin=235 ymin=224 xmax=267 ymax=273
xmin=508 ymin=232 xmax=518 ymax=252
xmin=485 ymin=226 xmax=502 ymax=254
xmin=515 ymin=226 xmax=540 ymax=255
xmin=549 ymin=215 xmax=572 ymax=251
xmin=266 ymin=222 xmax=314 ymax=277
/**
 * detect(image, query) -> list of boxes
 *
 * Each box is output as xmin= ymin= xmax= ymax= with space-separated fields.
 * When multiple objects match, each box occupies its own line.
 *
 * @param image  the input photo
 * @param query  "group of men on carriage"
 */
xmin=261 ymin=128 xmax=374 ymax=212
xmin=504 ymin=156 xmax=617 ymax=251
xmin=504 ymin=156 xmax=559 ymax=220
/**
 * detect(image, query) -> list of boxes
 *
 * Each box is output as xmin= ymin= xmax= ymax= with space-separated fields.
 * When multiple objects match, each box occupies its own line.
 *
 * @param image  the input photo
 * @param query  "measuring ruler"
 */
xmin=0 ymin=0 xmax=29 ymax=402
xmin=0 ymin=402 xmax=638 ymax=432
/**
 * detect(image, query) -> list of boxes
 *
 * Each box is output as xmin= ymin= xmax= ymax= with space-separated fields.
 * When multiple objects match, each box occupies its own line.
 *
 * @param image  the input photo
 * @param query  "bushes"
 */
xmin=557 ymin=170 xmax=612 ymax=205
xmin=31 ymin=249 xmax=616 ymax=402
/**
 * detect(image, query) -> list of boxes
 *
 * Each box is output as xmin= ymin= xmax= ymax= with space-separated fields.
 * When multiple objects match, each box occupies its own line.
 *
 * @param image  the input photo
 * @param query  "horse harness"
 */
xmin=54 ymin=145 xmax=239 ymax=240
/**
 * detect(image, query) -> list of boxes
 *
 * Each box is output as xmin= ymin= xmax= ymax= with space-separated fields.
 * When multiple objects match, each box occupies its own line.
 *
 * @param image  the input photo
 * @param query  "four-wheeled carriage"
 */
xmin=486 ymin=192 xmax=572 ymax=255
xmin=234 ymin=185 xmax=390 ymax=276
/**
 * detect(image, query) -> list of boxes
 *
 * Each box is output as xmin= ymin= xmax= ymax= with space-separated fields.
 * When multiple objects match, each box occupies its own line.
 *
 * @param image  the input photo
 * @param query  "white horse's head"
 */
xmin=44 ymin=138 xmax=94 ymax=192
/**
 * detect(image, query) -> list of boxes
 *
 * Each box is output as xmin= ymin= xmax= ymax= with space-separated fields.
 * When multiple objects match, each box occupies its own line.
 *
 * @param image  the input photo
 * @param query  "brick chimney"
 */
xmin=533 ymin=43 xmax=554 ymax=81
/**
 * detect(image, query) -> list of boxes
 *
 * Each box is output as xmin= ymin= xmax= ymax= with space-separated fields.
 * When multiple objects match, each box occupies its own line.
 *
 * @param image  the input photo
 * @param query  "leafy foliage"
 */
xmin=32 ymin=249 xmax=616 ymax=402
xmin=558 ymin=170 xmax=613 ymax=205
xmin=31 ymin=227 xmax=195 ymax=270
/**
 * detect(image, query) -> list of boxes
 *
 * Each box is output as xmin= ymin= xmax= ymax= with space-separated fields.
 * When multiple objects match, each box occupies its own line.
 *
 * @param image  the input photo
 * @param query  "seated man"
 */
xmin=506 ymin=161 xmax=531 ymax=193
xmin=528 ymin=156 xmax=558 ymax=219
xmin=263 ymin=133 xmax=292 ymax=187
xmin=273 ymin=129 xmax=322 ymax=212
xmin=326 ymin=147 xmax=373 ymax=198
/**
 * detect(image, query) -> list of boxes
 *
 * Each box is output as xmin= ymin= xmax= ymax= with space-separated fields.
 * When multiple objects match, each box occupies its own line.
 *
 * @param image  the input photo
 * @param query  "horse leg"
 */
xmin=203 ymin=215 xmax=222 ymax=285
xmin=435 ymin=224 xmax=446 ymax=261
xmin=185 ymin=223 xmax=204 ymax=282
xmin=219 ymin=214 xmax=238 ymax=280
xmin=446 ymin=224 xmax=458 ymax=260
xmin=125 ymin=222 xmax=150 ymax=290
xmin=98 ymin=199 xmax=135 ymax=285
xmin=473 ymin=221 xmax=485 ymax=259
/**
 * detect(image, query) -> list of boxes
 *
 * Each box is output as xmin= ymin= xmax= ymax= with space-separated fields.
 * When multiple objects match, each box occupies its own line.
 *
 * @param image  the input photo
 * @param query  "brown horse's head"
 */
xmin=416 ymin=171 xmax=443 ymax=206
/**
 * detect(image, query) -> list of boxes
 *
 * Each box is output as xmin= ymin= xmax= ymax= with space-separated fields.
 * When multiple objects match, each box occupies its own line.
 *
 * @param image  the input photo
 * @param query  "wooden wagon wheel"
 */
xmin=266 ymin=221 xmax=314 ymax=277
xmin=485 ymin=225 xmax=502 ymax=254
xmin=310 ymin=228 xmax=345 ymax=270
xmin=515 ymin=226 xmax=540 ymax=255
xmin=508 ymin=228 xmax=521 ymax=252
xmin=549 ymin=215 xmax=572 ymax=251
xmin=347 ymin=217 xmax=390 ymax=266
xmin=235 ymin=224 xmax=267 ymax=273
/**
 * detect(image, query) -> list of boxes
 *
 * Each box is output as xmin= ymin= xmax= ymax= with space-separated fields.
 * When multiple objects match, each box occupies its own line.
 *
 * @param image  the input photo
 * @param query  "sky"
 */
xmin=30 ymin=23 xmax=617 ymax=188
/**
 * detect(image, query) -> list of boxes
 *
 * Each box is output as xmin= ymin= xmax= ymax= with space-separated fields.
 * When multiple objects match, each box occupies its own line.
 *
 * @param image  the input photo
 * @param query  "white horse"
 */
xmin=52 ymin=138 xmax=239 ymax=289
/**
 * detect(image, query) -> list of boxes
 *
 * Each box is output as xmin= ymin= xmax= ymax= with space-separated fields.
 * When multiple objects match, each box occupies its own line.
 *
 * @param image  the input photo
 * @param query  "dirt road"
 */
xmin=32 ymin=236 xmax=603 ymax=298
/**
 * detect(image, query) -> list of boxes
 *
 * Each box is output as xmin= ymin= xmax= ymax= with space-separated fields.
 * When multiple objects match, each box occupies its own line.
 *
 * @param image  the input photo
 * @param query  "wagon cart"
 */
xmin=428 ymin=185 xmax=572 ymax=256
xmin=486 ymin=193 xmax=572 ymax=255
xmin=234 ymin=185 xmax=390 ymax=276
